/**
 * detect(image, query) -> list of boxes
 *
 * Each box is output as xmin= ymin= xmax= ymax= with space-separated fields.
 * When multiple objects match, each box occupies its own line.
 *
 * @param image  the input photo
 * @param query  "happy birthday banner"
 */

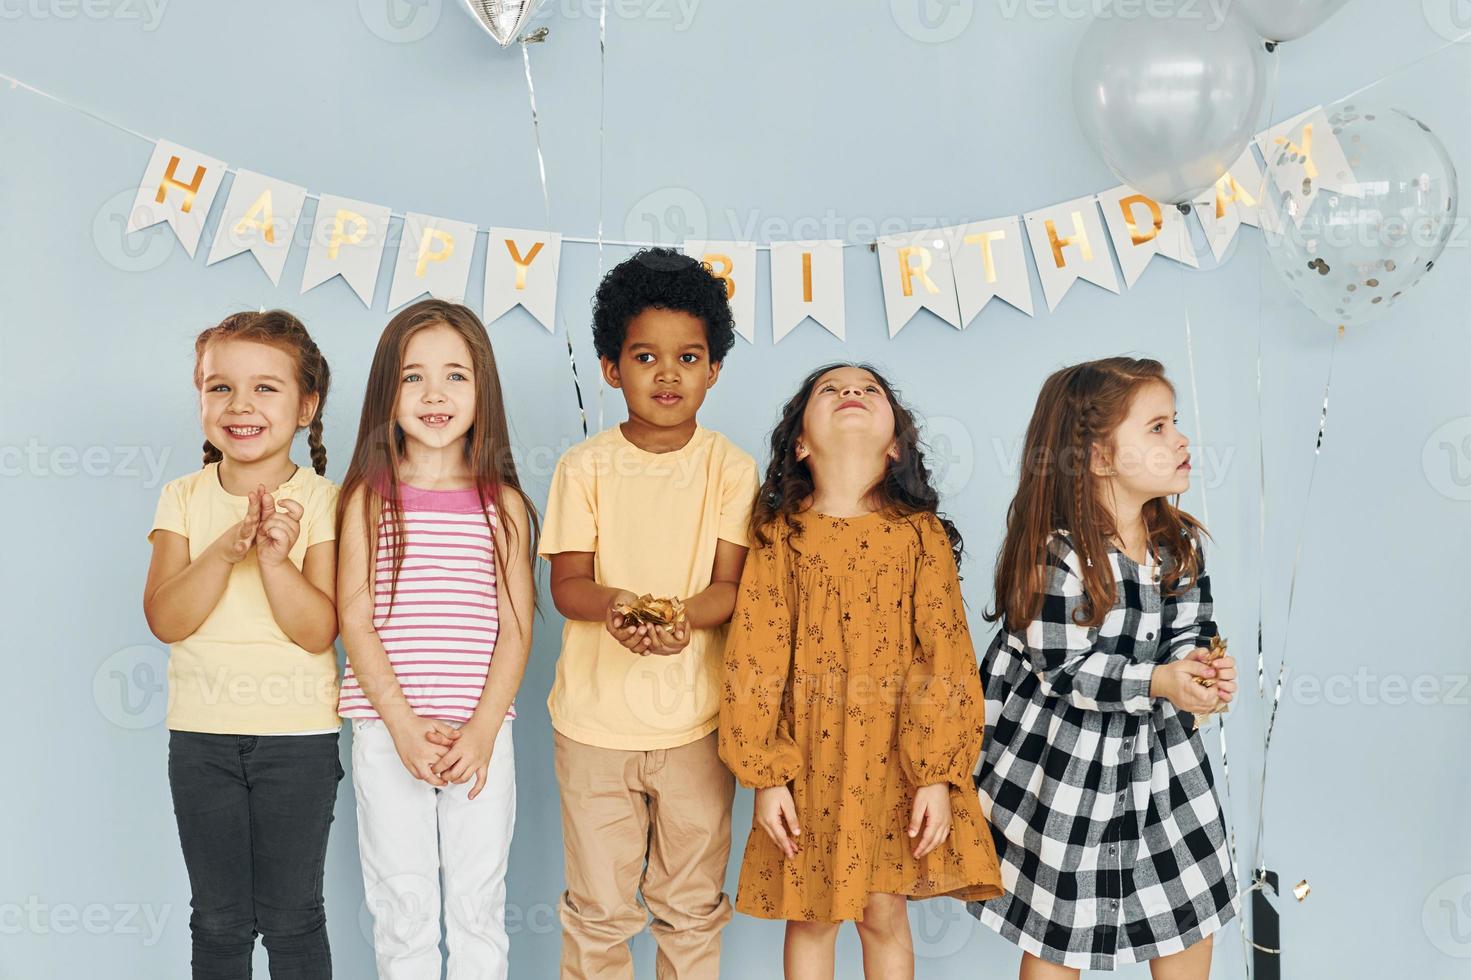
xmin=124 ymin=105 xmax=1348 ymax=341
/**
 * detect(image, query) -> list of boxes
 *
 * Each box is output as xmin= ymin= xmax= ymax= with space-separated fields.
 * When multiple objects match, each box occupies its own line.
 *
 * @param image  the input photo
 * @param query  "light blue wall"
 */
xmin=2 ymin=2 xmax=1468 ymax=977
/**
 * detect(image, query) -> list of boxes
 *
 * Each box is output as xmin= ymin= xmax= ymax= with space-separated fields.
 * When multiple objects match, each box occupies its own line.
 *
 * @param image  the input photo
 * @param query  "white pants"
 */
xmin=351 ymin=717 xmax=516 ymax=980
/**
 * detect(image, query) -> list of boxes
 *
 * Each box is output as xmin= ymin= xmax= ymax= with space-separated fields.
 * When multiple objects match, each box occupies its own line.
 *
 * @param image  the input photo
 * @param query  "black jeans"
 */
xmin=168 ymin=730 xmax=343 ymax=980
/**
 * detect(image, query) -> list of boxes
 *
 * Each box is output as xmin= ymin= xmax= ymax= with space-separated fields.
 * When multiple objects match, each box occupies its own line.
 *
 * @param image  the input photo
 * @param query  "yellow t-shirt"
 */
xmin=149 ymin=463 xmax=341 ymax=735
xmin=539 ymin=424 xmax=758 ymax=750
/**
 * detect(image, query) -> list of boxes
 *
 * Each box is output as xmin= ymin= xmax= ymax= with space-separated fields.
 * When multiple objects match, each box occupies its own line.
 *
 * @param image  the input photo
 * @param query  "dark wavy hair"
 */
xmin=193 ymin=309 xmax=330 ymax=474
xmin=749 ymin=362 xmax=963 ymax=568
xmin=592 ymin=247 xmax=736 ymax=363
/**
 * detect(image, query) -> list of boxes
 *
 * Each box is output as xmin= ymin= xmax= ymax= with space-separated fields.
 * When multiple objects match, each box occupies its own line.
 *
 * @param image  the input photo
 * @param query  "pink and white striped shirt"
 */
xmin=338 ymin=483 xmax=513 ymax=724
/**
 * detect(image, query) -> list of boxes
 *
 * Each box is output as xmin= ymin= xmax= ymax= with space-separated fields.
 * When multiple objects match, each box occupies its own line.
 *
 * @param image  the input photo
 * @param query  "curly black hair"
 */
xmin=591 ymin=247 xmax=737 ymax=364
xmin=749 ymin=361 xmax=965 ymax=570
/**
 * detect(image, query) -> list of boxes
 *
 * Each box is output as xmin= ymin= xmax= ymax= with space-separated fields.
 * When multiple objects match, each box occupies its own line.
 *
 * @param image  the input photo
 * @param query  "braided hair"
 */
xmin=986 ymin=357 xmax=1206 ymax=631
xmin=193 ymin=309 xmax=331 ymax=474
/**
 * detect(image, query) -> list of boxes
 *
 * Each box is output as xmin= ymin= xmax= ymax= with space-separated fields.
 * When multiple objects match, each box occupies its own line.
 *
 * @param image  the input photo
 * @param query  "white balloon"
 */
xmin=461 ymin=0 xmax=539 ymax=47
xmin=1073 ymin=7 xmax=1273 ymax=205
xmin=1236 ymin=0 xmax=1351 ymax=42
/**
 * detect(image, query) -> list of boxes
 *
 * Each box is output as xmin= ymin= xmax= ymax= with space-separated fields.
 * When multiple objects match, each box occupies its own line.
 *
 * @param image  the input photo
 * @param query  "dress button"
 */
xmin=1146 ymin=632 xmax=1155 ymax=641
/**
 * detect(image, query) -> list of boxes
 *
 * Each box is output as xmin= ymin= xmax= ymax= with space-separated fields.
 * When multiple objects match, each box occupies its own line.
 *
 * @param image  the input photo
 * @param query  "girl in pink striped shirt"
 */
xmin=335 ymin=299 xmax=538 ymax=980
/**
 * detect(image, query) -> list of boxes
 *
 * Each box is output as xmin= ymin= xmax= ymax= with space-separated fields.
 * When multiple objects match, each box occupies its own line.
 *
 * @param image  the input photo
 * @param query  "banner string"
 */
xmin=4 ymin=25 xmax=1467 ymax=253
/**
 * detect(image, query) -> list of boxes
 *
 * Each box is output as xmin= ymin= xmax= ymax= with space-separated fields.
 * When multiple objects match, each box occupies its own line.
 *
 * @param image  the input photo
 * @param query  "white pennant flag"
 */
xmin=205 ymin=170 xmax=307 ymax=285
xmin=484 ymin=228 xmax=561 ymax=332
xmin=1096 ymin=186 xmax=1198 ymax=289
xmin=683 ymin=241 xmax=756 ymax=343
xmin=388 ymin=212 xmax=477 ymax=310
xmin=770 ymin=241 xmax=845 ymax=343
xmin=1193 ymin=147 xmax=1267 ymax=261
xmin=947 ymin=216 xmax=1034 ymax=323
xmin=301 ymin=194 xmax=391 ymax=307
xmin=126 ymin=140 xmax=228 ymax=258
xmin=1023 ymin=196 xmax=1120 ymax=312
xmin=876 ymin=230 xmax=961 ymax=337
xmin=1254 ymin=106 xmax=1360 ymax=228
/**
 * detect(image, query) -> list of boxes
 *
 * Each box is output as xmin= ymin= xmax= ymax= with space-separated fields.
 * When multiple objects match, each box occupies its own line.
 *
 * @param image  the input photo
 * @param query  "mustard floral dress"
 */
xmin=719 ymin=509 xmax=1004 ymax=921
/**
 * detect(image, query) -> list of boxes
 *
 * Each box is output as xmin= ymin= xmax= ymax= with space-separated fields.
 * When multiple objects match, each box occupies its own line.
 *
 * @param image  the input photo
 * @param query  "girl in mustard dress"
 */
xmin=720 ymin=362 xmax=1003 ymax=979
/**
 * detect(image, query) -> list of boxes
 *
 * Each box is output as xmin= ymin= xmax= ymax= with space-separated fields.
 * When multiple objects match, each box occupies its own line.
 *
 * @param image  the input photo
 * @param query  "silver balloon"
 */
xmin=1236 ymin=0 xmax=1351 ymax=42
xmin=1262 ymin=104 xmax=1458 ymax=327
xmin=461 ymin=0 xmax=539 ymax=47
xmin=1073 ymin=7 xmax=1273 ymax=205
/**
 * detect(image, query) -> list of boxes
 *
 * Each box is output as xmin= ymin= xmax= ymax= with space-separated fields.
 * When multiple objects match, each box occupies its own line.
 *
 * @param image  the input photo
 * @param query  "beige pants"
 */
xmin=553 ymin=730 xmax=735 ymax=980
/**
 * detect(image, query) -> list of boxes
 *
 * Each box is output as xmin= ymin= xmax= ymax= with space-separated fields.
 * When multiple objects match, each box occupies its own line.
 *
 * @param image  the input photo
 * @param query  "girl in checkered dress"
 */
xmin=969 ymin=358 xmax=1241 ymax=975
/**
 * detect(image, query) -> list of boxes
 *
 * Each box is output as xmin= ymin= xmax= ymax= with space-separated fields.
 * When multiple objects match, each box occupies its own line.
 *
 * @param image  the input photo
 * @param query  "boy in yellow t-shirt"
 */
xmin=539 ymin=248 xmax=758 ymax=979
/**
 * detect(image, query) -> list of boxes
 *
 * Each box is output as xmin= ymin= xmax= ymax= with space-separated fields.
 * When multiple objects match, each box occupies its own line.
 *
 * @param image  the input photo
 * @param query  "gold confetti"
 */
xmin=1192 ymin=635 xmax=1232 ymax=730
xmin=612 ymin=594 xmax=686 ymax=630
xmin=1293 ymin=879 xmax=1311 ymax=902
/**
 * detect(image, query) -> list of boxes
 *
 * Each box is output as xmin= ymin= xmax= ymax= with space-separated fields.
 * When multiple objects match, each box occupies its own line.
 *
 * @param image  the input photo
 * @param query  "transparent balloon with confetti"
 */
xmin=1261 ymin=102 xmax=1459 ymax=327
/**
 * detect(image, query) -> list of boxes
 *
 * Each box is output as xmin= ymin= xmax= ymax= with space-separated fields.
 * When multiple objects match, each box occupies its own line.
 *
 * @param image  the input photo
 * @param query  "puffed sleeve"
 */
xmin=898 ymin=513 xmax=986 ymax=790
xmin=719 ymin=527 xmax=801 ymax=789
xmin=1023 ymin=533 xmax=1155 ymax=715
xmin=1161 ymin=542 xmax=1218 ymax=662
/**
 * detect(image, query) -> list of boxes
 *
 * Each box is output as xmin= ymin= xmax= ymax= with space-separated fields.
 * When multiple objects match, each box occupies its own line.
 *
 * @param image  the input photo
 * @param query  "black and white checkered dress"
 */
xmin=968 ymin=531 xmax=1239 ymax=969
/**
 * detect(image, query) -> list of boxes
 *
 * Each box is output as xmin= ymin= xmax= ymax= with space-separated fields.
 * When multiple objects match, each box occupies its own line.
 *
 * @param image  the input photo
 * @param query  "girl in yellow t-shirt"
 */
xmin=143 ymin=309 xmax=342 ymax=979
